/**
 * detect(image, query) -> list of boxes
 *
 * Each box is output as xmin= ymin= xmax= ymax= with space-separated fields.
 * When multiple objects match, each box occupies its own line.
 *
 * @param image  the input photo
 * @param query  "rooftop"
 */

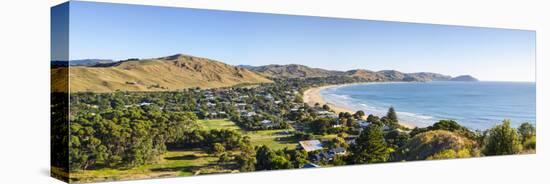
xmin=299 ymin=140 xmax=323 ymax=152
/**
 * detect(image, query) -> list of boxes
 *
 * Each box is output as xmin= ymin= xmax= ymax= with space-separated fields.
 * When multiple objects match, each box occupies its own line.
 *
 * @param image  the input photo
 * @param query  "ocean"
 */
xmin=320 ymin=81 xmax=536 ymax=130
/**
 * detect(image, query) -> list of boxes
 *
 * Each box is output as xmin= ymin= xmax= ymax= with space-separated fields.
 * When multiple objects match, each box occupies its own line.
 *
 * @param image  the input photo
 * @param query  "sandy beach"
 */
xmin=303 ymin=84 xmax=416 ymax=129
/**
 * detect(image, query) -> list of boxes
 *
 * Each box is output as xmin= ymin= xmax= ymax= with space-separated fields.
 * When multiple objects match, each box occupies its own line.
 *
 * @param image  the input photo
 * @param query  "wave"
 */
xmin=321 ymin=86 xmax=438 ymax=127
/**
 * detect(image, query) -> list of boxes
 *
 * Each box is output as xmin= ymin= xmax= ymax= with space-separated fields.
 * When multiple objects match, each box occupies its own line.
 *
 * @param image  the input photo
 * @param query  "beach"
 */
xmin=303 ymin=84 xmax=416 ymax=129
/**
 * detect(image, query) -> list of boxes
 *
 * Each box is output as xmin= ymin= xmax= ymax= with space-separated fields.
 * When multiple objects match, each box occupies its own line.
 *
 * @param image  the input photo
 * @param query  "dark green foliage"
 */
xmin=386 ymin=106 xmax=398 ymax=122
xmin=309 ymin=118 xmax=334 ymax=135
xmin=289 ymin=149 xmax=309 ymax=168
xmin=349 ymin=124 xmax=390 ymax=164
xmin=366 ymin=114 xmax=381 ymax=125
xmin=293 ymin=132 xmax=314 ymax=141
xmin=255 ymin=146 xmax=293 ymax=170
xmin=483 ymin=120 xmax=522 ymax=156
xmin=68 ymin=102 xmax=201 ymax=171
xmin=410 ymin=120 xmax=476 ymax=140
xmin=325 ymin=137 xmax=349 ymax=149
xmin=51 ymin=92 xmax=69 ymax=172
xmin=517 ymin=122 xmax=536 ymax=143
xmin=354 ymin=110 xmax=365 ymax=119
xmin=235 ymin=145 xmax=256 ymax=172
xmin=384 ymin=129 xmax=410 ymax=148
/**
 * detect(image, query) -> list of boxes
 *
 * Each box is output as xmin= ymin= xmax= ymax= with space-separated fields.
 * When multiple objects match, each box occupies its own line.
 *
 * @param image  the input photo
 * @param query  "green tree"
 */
xmin=255 ymin=145 xmax=273 ymax=170
xmin=349 ymin=124 xmax=390 ymax=164
xmin=322 ymin=104 xmax=331 ymax=111
xmin=218 ymin=152 xmax=231 ymax=165
xmin=269 ymin=154 xmax=293 ymax=170
xmin=386 ymin=106 xmax=398 ymax=122
xmin=354 ymin=110 xmax=365 ymax=119
xmin=483 ymin=120 xmax=522 ymax=156
xmin=309 ymin=118 xmax=332 ymax=135
xmin=325 ymin=137 xmax=348 ymax=149
xmin=517 ymin=122 xmax=535 ymax=143
xmin=211 ymin=143 xmax=226 ymax=156
xmin=289 ymin=149 xmax=308 ymax=168
xmin=367 ymin=114 xmax=381 ymax=125
xmin=235 ymin=145 xmax=256 ymax=172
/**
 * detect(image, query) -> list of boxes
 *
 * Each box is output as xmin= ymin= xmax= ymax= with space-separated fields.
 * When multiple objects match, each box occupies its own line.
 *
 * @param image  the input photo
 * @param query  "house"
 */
xmin=316 ymin=110 xmax=338 ymax=119
xmin=245 ymin=111 xmax=256 ymax=117
xmin=235 ymin=103 xmax=247 ymax=109
xmin=208 ymin=112 xmax=218 ymax=118
xmin=311 ymin=152 xmax=333 ymax=162
xmin=315 ymin=110 xmax=332 ymax=115
xmin=332 ymin=123 xmax=343 ymax=128
xmin=264 ymin=94 xmax=274 ymax=100
xmin=261 ymin=119 xmax=272 ymax=124
xmin=139 ymin=102 xmax=152 ymax=106
xmin=206 ymin=102 xmax=216 ymax=107
xmin=329 ymin=147 xmax=347 ymax=155
xmin=358 ymin=120 xmax=370 ymax=128
xmin=299 ymin=140 xmax=323 ymax=152
xmin=260 ymin=119 xmax=278 ymax=128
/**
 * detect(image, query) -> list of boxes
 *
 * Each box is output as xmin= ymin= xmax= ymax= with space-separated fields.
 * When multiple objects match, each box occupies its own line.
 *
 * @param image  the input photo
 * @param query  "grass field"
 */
xmin=199 ymin=119 xmax=299 ymax=150
xmin=69 ymin=150 xmax=225 ymax=183
xmin=199 ymin=119 xmax=242 ymax=131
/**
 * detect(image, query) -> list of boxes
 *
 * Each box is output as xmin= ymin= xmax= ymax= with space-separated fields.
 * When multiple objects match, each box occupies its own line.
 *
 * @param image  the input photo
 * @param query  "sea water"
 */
xmin=320 ymin=81 xmax=535 ymax=130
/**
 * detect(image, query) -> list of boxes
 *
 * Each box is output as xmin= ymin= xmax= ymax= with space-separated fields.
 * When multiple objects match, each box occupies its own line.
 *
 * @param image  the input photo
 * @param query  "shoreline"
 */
xmin=303 ymin=83 xmax=417 ymax=129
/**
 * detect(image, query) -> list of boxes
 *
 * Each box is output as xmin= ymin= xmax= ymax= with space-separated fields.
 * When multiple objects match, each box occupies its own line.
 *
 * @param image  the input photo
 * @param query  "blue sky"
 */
xmin=55 ymin=1 xmax=536 ymax=82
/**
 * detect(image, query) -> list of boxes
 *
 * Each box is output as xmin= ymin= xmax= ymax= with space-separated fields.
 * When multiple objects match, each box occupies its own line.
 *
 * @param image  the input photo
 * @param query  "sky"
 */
xmin=53 ymin=1 xmax=536 ymax=82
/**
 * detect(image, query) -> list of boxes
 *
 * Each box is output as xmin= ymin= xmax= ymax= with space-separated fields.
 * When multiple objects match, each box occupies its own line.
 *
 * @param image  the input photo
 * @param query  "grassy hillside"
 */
xmin=68 ymin=150 xmax=224 ymax=183
xmin=65 ymin=54 xmax=272 ymax=92
xmin=393 ymin=130 xmax=479 ymax=161
xmin=51 ymin=67 xmax=69 ymax=92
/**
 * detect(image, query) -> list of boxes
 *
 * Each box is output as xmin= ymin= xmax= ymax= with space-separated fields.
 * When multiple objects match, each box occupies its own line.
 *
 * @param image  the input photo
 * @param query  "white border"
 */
xmin=0 ymin=0 xmax=547 ymax=184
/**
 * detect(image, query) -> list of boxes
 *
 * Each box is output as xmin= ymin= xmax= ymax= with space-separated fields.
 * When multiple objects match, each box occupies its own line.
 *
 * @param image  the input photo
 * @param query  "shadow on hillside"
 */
xmin=150 ymin=166 xmax=196 ymax=173
xmin=164 ymin=155 xmax=199 ymax=161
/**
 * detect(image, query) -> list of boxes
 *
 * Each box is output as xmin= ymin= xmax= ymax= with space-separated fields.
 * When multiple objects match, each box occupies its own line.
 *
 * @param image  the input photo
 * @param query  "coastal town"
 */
xmin=57 ymin=69 xmax=536 ymax=183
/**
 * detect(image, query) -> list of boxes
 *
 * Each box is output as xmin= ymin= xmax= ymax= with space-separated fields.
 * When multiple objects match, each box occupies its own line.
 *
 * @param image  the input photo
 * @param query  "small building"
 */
xmin=206 ymin=102 xmax=216 ymax=107
xmin=329 ymin=147 xmax=347 ymax=155
xmin=299 ymin=140 xmax=324 ymax=152
xmin=139 ymin=102 xmax=152 ymax=106
xmin=358 ymin=120 xmax=370 ymax=128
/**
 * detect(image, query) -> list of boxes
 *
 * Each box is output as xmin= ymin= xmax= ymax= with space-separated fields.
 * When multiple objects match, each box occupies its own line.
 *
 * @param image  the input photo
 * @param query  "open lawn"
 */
xmin=199 ymin=119 xmax=241 ymax=131
xmin=200 ymin=119 xmax=299 ymax=150
xmin=69 ymin=150 xmax=227 ymax=183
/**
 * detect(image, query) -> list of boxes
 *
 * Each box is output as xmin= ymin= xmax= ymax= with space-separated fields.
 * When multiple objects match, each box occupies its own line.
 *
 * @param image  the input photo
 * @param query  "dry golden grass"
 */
xmin=63 ymin=54 xmax=272 ymax=92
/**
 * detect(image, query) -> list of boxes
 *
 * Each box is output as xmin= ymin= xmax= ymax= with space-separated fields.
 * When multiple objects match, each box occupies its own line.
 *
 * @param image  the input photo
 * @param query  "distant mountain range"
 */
xmin=52 ymin=53 xmax=477 ymax=92
xmin=242 ymin=64 xmax=478 ymax=82
xmin=51 ymin=59 xmax=115 ymax=67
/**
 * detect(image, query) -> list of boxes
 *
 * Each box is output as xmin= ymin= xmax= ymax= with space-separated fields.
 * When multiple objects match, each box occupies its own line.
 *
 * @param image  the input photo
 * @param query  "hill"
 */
xmin=345 ymin=69 xmax=384 ymax=81
xmin=70 ymin=59 xmax=115 ymax=66
xmin=450 ymin=75 xmax=479 ymax=81
xmin=392 ymin=130 xmax=479 ymax=161
xmin=245 ymin=64 xmax=466 ymax=82
xmin=65 ymin=54 xmax=272 ymax=92
xmin=244 ymin=64 xmax=344 ymax=78
xmin=405 ymin=72 xmax=452 ymax=82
